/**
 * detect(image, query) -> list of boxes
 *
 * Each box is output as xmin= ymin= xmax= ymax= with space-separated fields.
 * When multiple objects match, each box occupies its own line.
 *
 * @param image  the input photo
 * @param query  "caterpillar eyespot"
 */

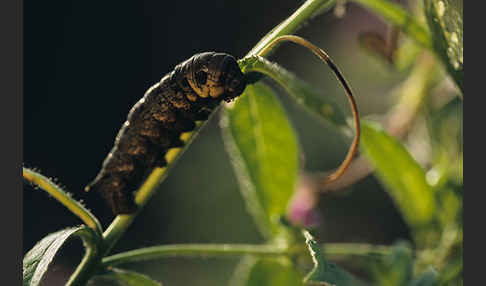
xmin=85 ymin=52 xmax=247 ymax=215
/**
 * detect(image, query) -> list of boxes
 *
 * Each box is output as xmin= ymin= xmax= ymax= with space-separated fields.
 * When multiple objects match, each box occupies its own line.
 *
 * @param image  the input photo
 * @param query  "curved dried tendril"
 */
xmin=261 ymin=35 xmax=360 ymax=186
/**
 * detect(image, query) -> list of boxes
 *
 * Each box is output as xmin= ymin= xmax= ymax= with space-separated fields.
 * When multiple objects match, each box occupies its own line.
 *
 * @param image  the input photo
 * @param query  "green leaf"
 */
xmin=233 ymin=257 xmax=304 ymax=286
xmin=409 ymin=268 xmax=439 ymax=286
xmin=360 ymin=121 xmax=436 ymax=228
xmin=424 ymin=0 xmax=463 ymax=92
xmin=222 ymin=82 xmax=300 ymax=239
xmin=303 ymin=230 xmax=365 ymax=286
xmin=23 ymin=226 xmax=100 ymax=286
xmin=239 ymin=56 xmax=347 ymax=128
xmin=92 ymin=268 xmax=162 ymax=286
xmin=371 ymin=241 xmax=413 ymax=286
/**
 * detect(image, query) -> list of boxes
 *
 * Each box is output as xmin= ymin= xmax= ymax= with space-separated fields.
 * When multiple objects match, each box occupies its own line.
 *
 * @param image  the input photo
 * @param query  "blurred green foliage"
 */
xmin=23 ymin=0 xmax=462 ymax=285
xmin=360 ymin=121 xmax=436 ymax=229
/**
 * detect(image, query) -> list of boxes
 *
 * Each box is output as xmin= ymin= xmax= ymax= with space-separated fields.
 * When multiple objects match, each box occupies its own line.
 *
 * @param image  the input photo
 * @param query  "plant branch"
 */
xmin=23 ymin=167 xmax=103 ymax=235
xmin=65 ymin=228 xmax=102 ymax=286
xmin=101 ymin=242 xmax=390 ymax=267
xmin=101 ymin=154 xmax=181 ymax=256
xmin=247 ymin=0 xmax=336 ymax=58
xmin=101 ymin=244 xmax=289 ymax=267
xmin=324 ymin=242 xmax=390 ymax=258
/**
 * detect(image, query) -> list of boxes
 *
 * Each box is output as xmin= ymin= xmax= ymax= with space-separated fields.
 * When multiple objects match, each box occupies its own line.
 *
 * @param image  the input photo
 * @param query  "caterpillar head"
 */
xmin=185 ymin=52 xmax=246 ymax=101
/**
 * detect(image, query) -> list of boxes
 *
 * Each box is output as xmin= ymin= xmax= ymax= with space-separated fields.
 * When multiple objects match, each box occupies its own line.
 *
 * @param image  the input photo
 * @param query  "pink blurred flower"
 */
xmin=287 ymin=175 xmax=322 ymax=228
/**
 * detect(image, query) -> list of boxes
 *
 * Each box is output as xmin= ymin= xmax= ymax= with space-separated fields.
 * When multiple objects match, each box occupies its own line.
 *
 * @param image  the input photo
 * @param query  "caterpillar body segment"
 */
xmin=85 ymin=52 xmax=246 ymax=215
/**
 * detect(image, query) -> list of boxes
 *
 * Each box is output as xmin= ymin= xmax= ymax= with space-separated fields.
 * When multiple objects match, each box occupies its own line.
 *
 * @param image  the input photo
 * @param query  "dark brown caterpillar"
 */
xmin=85 ymin=52 xmax=247 ymax=215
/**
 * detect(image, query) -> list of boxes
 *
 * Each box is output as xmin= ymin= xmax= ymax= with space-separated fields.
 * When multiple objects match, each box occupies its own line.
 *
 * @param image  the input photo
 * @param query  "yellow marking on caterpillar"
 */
xmin=187 ymin=73 xmax=224 ymax=99
xmin=180 ymin=131 xmax=193 ymax=142
xmin=165 ymin=148 xmax=183 ymax=164
xmin=137 ymin=120 xmax=205 ymax=206
xmin=134 ymin=166 xmax=167 ymax=205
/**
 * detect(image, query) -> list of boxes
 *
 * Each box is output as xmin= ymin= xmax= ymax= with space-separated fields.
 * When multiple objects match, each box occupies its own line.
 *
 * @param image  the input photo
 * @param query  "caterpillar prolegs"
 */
xmin=85 ymin=52 xmax=246 ymax=215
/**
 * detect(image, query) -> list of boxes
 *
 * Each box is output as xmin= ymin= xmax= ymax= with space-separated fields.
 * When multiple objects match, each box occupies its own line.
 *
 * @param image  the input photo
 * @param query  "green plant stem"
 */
xmin=65 ymin=228 xmax=102 ymax=286
xmin=101 ymin=160 xmax=176 ymax=256
xmin=101 ymin=243 xmax=390 ymax=267
xmin=101 ymin=244 xmax=289 ymax=267
xmin=23 ymin=167 xmax=102 ymax=235
xmin=247 ymin=0 xmax=336 ymax=58
xmin=323 ymin=243 xmax=390 ymax=257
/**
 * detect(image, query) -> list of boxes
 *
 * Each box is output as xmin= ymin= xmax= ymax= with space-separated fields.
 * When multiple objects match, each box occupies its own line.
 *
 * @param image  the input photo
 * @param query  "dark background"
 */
xmin=24 ymin=1 xmax=411 ymax=285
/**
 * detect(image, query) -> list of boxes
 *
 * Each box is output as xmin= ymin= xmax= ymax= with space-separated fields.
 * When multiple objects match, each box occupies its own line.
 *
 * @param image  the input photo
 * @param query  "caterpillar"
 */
xmin=85 ymin=52 xmax=247 ymax=215
xmin=85 ymin=36 xmax=361 ymax=216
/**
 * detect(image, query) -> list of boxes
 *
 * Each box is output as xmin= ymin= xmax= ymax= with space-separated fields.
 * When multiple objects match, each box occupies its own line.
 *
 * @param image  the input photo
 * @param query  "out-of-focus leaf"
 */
xmin=438 ymin=246 xmax=462 ymax=285
xmin=360 ymin=120 xmax=436 ymax=228
xmin=92 ymin=268 xmax=162 ymax=286
xmin=358 ymin=31 xmax=396 ymax=65
xmin=239 ymin=56 xmax=347 ymax=129
xmin=424 ymin=0 xmax=463 ymax=93
xmin=222 ymin=82 xmax=300 ymax=239
xmin=303 ymin=231 xmax=365 ymax=286
xmin=23 ymin=226 xmax=99 ymax=286
xmin=409 ymin=268 xmax=439 ymax=286
xmin=371 ymin=241 xmax=413 ymax=286
xmin=394 ymin=39 xmax=424 ymax=71
xmin=427 ymin=97 xmax=463 ymax=186
xmin=353 ymin=0 xmax=432 ymax=48
xmin=232 ymin=256 xmax=304 ymax=286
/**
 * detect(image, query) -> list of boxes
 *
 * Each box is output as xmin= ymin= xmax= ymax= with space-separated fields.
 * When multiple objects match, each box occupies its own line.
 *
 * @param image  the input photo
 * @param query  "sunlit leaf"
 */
xmin=92 ymin=268 xmax=162 ymax=286
xmin=222 ymin=82 xmax=300 ymax=239
xmin=360 ymin=120 xmax=436 ymax=228
xmin=424 ymin=0 xmax=463 ymax=92
xmin=303 ymin=230 xmax=365 ymax=286
xmin=23 ymin=226 xmax=99 ymax=286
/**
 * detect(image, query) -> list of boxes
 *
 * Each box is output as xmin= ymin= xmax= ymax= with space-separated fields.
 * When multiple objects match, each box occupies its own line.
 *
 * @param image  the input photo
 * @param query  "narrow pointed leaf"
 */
xmin=360 ymin=121 xmax=436 ymax=228
xmin=222 ymin=82 xmax=300 ymax=239
xmin=303 ymin=231 xmax=365 ymax=286
xmin=23 ymin=226 xmax=99 ymax=286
